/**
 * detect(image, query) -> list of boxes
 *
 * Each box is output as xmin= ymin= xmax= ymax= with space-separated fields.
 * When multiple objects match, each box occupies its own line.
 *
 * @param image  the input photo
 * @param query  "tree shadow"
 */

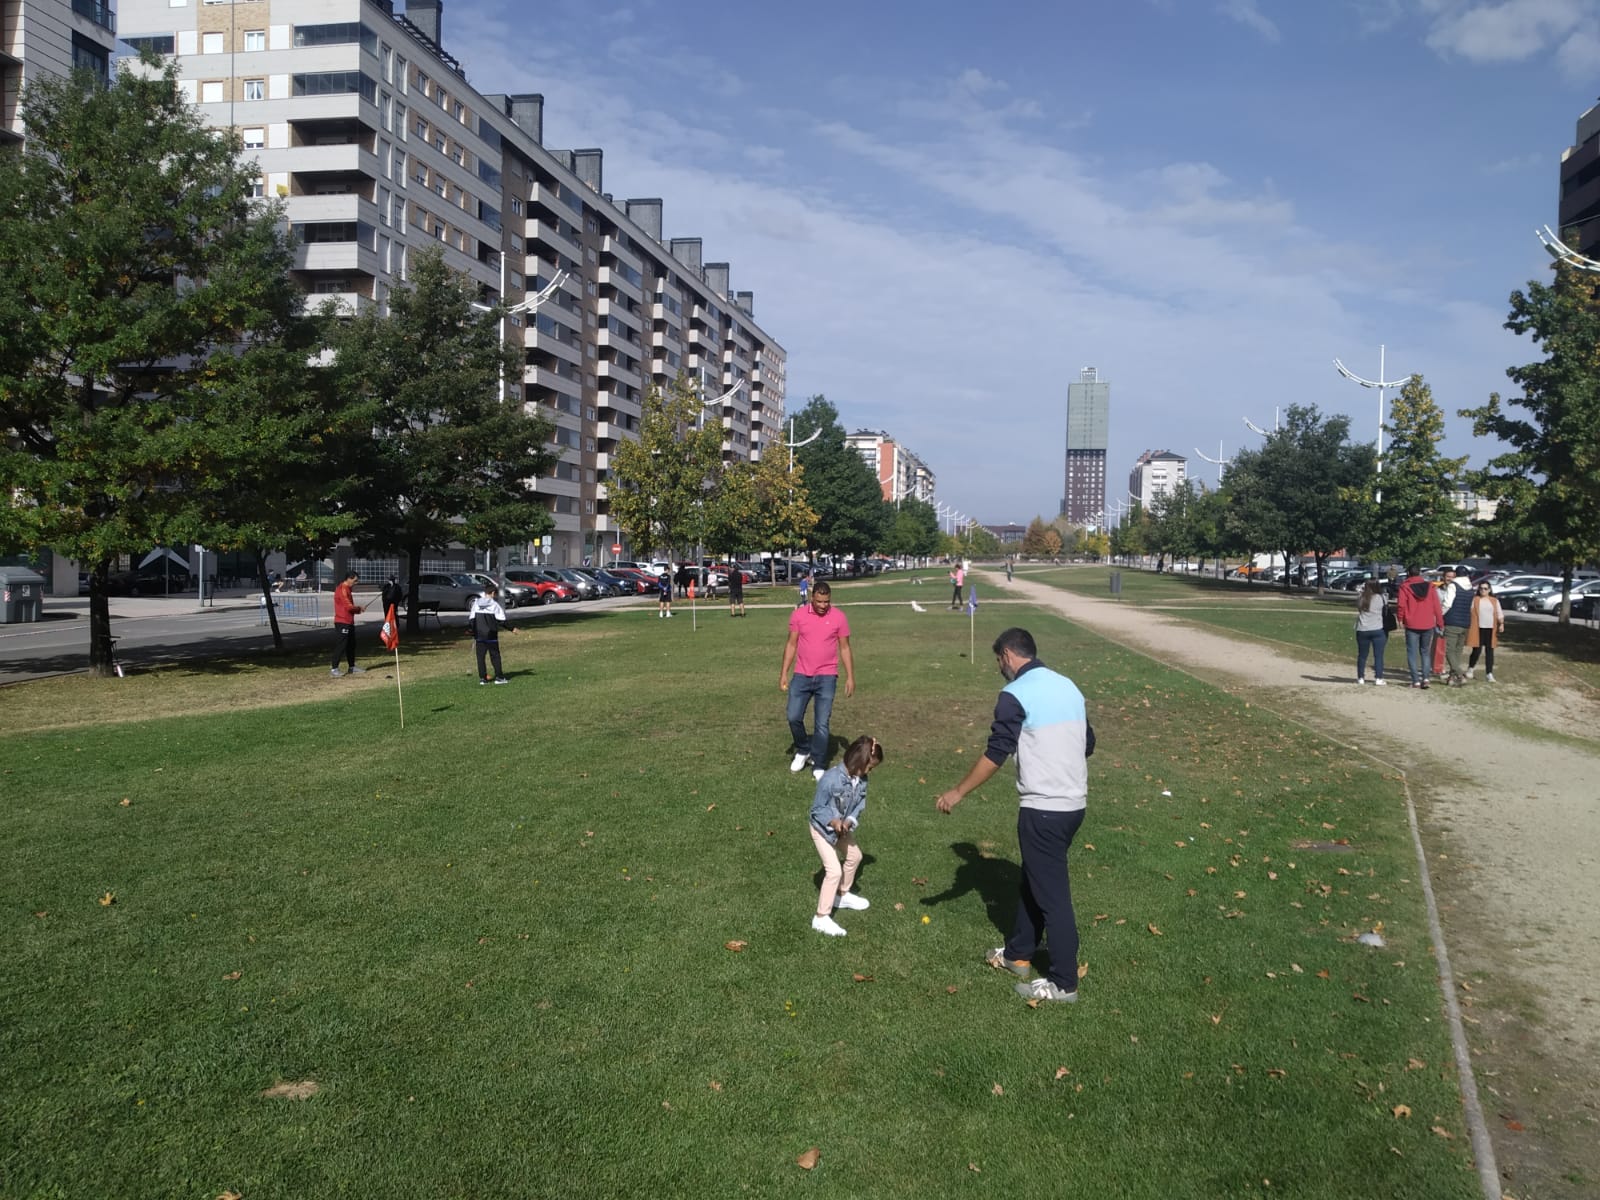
xmin=920 ymin=841 xmax=1018 ymax=939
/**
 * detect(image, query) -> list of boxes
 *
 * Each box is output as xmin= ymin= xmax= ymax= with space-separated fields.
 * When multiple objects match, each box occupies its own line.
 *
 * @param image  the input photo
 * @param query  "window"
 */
xmin=248 ymin=181 xmax=265 ymax=198
xmin=293 ymin=22 xmax=363 ymax=48
xmin=202 ymin=32 xmax=223 ymax=54
xmin=414 ymin=117 xmax=428 ymax=138
xmin=244 ymin=29 xmax=265 ymax=51
xmin=123 ymin=34 xmax=176 ymax=55
xmin=292 ymin=72 xmax=377 ymax=102
xmin=200 ymin=80 xmax=223 ymax=103
xmin=242 ymin=127 xmax=264 ymax=148
xmin=510 ymin=198 xmax=523 ymax=216
xmin=70 ymin=32 xmax=109 ymax=79
xmin=244 ymin=79 xmax=265 ymax=100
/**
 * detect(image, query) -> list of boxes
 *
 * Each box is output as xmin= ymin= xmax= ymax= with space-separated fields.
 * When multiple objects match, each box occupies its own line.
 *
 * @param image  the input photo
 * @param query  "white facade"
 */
xmin=117 ymin=0 xmax=787 ymax=568
xmin=1128 ymin=449 xmax=1187 ymax=510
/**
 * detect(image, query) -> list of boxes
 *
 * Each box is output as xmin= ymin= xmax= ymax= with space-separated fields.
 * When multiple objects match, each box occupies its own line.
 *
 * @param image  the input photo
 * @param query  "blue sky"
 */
xmin=440 ymin=0 xmax=1593 ymax=525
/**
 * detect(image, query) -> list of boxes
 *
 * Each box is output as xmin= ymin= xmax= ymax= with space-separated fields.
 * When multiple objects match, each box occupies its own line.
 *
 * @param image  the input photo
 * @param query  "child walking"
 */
xmin=467 ymin=582 xmax=516 ymax=684
xmin=808 ymin=735 xmax=884 ymax=937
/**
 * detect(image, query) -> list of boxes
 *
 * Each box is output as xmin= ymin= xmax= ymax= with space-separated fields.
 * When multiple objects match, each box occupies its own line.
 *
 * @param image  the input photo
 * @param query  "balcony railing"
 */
xmin=73 ymin=0 xmax=116 ymax=33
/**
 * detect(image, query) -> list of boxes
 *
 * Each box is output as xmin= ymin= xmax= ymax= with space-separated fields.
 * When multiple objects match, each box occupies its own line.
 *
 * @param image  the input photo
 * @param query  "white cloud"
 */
xmin=1422 ymin=0 xmax=1597 ymax=67
xmin=1219 ymin=0 xmax=1283 ymax=41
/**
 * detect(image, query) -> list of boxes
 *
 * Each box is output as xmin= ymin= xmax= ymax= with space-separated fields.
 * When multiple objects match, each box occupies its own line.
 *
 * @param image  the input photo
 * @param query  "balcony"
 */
xmin=525 ymin=365 xmax=581 ymax=398
xmin=651 ymin=300 xmax=682 ymax=329
xmin=598 ymin=390 xmax=641 ymax=419
xmin=526 ymin=217 xmax=579 ymax=263
xmin=601 ymin=234 xmax=641 ymax=272
xmin=597 ymin=358 xmax=641 ymax=388
xmin=299 ymin=291 xmax=372 ymax=317
xmin=288 ymin=193 xmax=364 ymax=223
xmin=294 ymin=241 xmax=376 ymax=274
xmin=596 ymin=297 xmax=641 ymax=330
xmin=597 ymin=265 xmax=642 ymax=300
xmin=529 ymin=328 xmax=581 ymax=366
xmin=72 ymin=0 xmax=115 ymax=33
xmin=595 ymin=327 xmax=642 ymax=354
xmin=650 ymin=328 xmax=681 ymax=351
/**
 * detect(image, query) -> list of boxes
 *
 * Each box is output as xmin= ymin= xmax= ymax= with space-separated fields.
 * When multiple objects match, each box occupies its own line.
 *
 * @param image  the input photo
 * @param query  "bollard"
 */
xmin=1109 ymin=570 xmax=1122 ymax=597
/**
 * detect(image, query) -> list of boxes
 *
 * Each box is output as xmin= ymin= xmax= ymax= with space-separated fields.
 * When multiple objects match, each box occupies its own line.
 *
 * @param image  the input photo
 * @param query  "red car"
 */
xmin=502 ymin=567 xmax=577 ymax=605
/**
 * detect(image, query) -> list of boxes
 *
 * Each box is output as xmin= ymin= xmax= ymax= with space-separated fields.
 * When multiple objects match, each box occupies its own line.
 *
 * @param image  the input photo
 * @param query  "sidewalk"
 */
xmin=44 ymin=587 xmax=340 ymax=621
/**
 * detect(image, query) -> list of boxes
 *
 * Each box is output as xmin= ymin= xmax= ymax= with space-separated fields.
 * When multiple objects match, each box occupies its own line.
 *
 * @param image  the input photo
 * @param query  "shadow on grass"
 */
xmin=919 ymin=841 xmax=1019 ymax=939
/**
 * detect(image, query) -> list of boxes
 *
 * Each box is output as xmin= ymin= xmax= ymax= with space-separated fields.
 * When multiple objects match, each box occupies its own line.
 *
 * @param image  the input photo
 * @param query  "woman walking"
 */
xmin=1354 ymin=578 xmax=1389 ymax=685
xmin=1466 ymin=581 xmax=1504 ymax=682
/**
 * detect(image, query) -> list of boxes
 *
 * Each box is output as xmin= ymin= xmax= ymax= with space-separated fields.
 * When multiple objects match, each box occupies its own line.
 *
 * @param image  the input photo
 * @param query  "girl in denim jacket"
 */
xmin=808 ymin=735 xmax=884 ymax=937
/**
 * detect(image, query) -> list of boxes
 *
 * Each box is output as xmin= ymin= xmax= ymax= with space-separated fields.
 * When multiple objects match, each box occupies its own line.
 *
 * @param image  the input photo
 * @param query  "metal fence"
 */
xmin=257 ymin=595 xmax=325 ymax=626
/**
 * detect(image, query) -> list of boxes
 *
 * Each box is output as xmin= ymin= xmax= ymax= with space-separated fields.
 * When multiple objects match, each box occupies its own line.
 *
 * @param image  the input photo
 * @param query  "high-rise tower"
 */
xmin=1061 ymin=367 xmax=1109 ymax=524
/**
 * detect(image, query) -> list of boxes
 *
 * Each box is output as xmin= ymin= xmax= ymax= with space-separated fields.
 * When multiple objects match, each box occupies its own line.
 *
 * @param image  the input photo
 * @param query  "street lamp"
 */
xmin=1334 ymin=345 xmax=1407 ymax=503
xmin=1195 ymin=441 xmax=1232 ymax=483
xmin=1537 ymin=224 xmax=1600 ymax=272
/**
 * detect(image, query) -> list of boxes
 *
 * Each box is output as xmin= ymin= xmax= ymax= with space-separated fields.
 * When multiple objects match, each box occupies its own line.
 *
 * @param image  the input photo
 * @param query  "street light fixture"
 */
xmin=1195 ymin=441 xmax=1232 ymax=483
xmin=1334 ymin=345 xmax=1408 ymax=503
xmin=1537 ymin=224 xmax=1600 ymax=272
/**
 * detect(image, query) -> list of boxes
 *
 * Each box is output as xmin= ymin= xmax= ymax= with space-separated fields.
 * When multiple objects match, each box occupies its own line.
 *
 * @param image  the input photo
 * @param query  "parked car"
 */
xmin=602 ymin=568 xmax=658 ymax=596
xmin=1498 ymin=581 xmax=1561 ymax=613
xmin=1533 ymin=578 xmax=1600 ymax=615
xmin=459 ymin=571 xmax=536 ymax=608
xmin=545 ymin=567 xmax=600 ymax=600
xmin=502 ymin=567 xmax=577 ymax=604
xmin=411 ymin=572 xmax=482 ymax=611
xmin=573 ymin=567 xmax=627 ymax=598
xmin=105 ymin=563 xmax=193 ymax=595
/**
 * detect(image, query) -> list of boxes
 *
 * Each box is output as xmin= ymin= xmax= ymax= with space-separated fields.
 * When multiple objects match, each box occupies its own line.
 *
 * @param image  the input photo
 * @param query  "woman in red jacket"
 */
xmin=1395 ymin=566 xmax=1443 ymax=689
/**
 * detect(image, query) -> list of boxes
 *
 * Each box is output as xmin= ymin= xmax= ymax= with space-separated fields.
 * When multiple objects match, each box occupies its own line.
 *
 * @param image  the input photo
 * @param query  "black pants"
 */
xmin=330 ymin=623 xmax=357 ymax=670
xmin=1007 ymin=807 xmax=1085 ymax=991
xmin=475 ymin=638 xmax=504 ymax=680
xmin=1468 ymin=645 xmax=1495 ymax=673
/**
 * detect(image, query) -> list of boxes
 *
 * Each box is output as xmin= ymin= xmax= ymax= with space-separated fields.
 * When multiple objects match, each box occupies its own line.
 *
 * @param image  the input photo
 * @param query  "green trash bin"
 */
xmin=0 ymin=567 xmax=46 ymax=622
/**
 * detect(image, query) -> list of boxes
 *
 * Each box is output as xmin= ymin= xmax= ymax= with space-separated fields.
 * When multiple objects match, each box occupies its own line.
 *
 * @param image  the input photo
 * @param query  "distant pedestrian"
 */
xmin=657 ymin=569 xmax=673 ymax=618
xmin=1396 ymin=565 xmax=1443 ymax=689
xmin=468 ymin=582 xmax=516 ymax=685
xmin=949 ymin=563 xmax=966 ymax=610
xmin=1005 ymin=557 xmax=1014 ymax=584
xmin=1438 ymin=565 xmax=1473 ymax=686
xmin=1466 ymin=581 xmax=1504 ymax=682
xmin=807 ymin=734 xmax=884 ymax=937
xmin=1353 ymin=578 xmax=1389 ymax=685
xmin=329 ymin=570 xmax=365 ymax=677
xmin=796 ymin=572 xmax=809 ymax=609
xmin=381 ymin=573 xmax=405 ymax=613
xmin=727 ymin=564 xmax=745 ymax=617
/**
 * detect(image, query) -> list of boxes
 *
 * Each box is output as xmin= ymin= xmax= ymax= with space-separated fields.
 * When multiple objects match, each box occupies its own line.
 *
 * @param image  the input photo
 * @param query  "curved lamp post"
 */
xmin=1334 ymin=345 xmax=1407 ymax=503
xmin=1537 ymin=224 xmax=1600 ymax=272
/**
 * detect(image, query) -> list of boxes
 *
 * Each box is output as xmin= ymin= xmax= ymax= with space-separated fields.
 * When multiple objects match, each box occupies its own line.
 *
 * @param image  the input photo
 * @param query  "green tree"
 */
xmin=1019 ymin=517 xmax=1054 ymax=558
xmin=328 ymin=247 xmax=558 ymax=632
xmin=1363 ymin=375 xmax=1467 ymax=569
xmin=1148 ymin=480 xmax=1200 ymax=570
xmin=883 ymin=497 xmax=940 ymax=561
xmin=0 ymin=62 xmax=326 ymax=674
xmin=790 ymin=396 xmax=890 ymax=562
xmin=1246 ymin=406 xmax=1374 ymax=589
xmin=609 ymin=374 xmax=723 ymax=560
xmin=1461 ymin=260 xmax=1600 ymax=620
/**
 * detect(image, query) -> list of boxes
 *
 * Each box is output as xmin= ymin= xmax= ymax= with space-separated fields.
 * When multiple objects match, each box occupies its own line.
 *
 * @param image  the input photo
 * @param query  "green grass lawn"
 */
xmin=2 ymin=594 xmax=1482 ymax=1198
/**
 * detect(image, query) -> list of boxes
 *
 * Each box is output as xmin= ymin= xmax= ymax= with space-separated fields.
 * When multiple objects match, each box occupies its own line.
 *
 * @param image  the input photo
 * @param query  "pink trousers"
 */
xmin=810 ymin=824 xmax=862 ymax=914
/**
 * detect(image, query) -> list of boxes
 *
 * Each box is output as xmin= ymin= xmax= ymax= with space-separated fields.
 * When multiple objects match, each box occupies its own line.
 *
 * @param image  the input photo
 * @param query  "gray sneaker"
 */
xmin=348 ymin=665 xmax=366 ymax=675
xmin=986 ymin=947 xmax=1032 ymax=978
xmin=330 ymin=668 xmax=343 ymax=677
xmin=1015 ymin=977 xmax=1077 ymax=1003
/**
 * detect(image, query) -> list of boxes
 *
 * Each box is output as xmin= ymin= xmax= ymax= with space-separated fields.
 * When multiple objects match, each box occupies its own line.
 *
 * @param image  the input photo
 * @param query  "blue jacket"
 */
xmin=984 ymin=659 xmax=1092 ymax=813
xmin=809 ymin=764 xmax=867 ymax=845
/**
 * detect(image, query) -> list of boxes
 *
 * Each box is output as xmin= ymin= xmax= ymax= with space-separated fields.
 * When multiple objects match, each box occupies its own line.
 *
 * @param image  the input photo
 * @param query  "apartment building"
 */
xmin=2 ymin=0 xmax=121 ymax=142
xmin=1559 ymin=98 xmax=1600 ymax=260
xmin=844 ymin=429 xmax=935 ymax=504
xmin=1128 ymin=449 xmax=1186 ymax=510
xmin=118 ymin=0 xmax=787 ymax=568
xmin=1061 ymin=366 xmax=1108 ymax=525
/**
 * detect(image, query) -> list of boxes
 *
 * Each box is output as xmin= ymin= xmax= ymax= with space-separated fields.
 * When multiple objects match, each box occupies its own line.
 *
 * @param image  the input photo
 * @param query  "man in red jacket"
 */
xmin=1395 ymin=565 xmax=1443 ymax=689
xmin=330 ymin=570 xmax=366 ymax=677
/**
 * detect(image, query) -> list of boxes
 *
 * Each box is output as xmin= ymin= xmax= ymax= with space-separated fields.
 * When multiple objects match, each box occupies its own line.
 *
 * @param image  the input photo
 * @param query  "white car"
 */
xmin=1533 ymin=578 xmax=1600 ymax=614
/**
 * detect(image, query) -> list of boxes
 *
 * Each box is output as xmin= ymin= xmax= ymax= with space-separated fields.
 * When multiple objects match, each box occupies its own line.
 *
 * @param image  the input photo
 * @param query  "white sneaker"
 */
xmin=790 ymin=752 xmax=810 ymax=773
xmin=348 ymin=665 xmax=365 ymax=675
xmin=330 ymin=668 xmax=342 ymax=677
xmin=1465 ymin=668 xmax=1473 ymax=680
xmin=833 ymin=892 xmax=870 ymax=911
xmin=1356 ymin=678 xmax=1367 ymax=685
xmin=812 ymin=768 xmax=825 ymax=781
xmin=1374 ymin=678 xmax=1386 ymax=686
xmin=1486 ymin=673 xmax=1495 ymax=682
xmin=811 ymin=914 xmax=847 ymax=937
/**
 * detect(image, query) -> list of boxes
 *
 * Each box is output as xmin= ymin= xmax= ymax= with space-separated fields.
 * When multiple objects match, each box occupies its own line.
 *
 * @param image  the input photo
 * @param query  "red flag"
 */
xmin=380 ymin=604 xmax=400 ymax=651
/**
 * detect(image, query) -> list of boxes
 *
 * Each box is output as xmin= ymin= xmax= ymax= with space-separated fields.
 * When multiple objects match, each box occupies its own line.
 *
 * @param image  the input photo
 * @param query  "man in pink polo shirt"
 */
xmin=779 ymin=581 xmax=855 ymax=781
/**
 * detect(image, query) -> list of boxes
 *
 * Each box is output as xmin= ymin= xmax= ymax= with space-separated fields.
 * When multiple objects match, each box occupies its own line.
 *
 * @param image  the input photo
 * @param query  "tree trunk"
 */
xmin=87 ymin=559 xmax=114 ymax=677
xmin=255 ymin=547 xmax=285 ymax=650
xmin=405 ymin=544 xmax=424 ymax=635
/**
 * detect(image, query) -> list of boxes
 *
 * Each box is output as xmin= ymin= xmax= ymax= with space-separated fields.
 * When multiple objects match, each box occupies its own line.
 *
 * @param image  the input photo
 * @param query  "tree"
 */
xmin=328 ymin=247 xmax=558 ymax=632
xmin=1148 ymin=480 xmax=1200 ymax=571
xmin=882 ymin=496 xmax=940 ymax=562
xmin=609 ymin=374 xmax=723 ymax=560
xmin=1363 ymin=375 xmax=1467 ymax=569
xmin=702 ymin=450 xmax=818 ymax=562
xmin=789 ymin=396 xmax=890 ymax=562
xmin=1461 ymin=260 xmax=1600 ymax=621
xmin=1019 ymin=517 xmax=1055 ymax=558
xmin=0 ymin=62 xmax=326 ymax=674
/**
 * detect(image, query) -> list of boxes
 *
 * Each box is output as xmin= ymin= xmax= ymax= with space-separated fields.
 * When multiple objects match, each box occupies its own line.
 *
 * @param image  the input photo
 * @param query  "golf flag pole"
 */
xmin=966 ymin=584 xmax=978 ymax=664
xmin=689 ymin=580 xmax=697 ymax=631
xmin=380 ymin=604 xmax=403 ymax=729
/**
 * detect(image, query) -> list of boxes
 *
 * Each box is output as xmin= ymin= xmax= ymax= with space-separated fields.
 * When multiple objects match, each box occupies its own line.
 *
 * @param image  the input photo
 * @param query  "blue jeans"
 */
xmin=1356 ymin=629 xmax=1387 ymax=681
xmin=787 ymin=673 xmax=837 ymax=766
xmin=1009 ymin=807 xmax=1086 ymax=992
xmin=1404 ymin=628 xmax=1435 ymax=684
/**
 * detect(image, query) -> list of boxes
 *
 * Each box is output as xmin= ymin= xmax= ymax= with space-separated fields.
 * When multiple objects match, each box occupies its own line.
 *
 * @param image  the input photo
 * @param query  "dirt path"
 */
xmin=994 ymin=571 xmax=1600 ymax=1198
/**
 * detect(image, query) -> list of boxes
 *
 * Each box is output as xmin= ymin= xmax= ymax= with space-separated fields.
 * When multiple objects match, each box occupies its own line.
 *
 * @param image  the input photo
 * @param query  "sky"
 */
xmin=435 ymin=0 xmax=1595 ymax=527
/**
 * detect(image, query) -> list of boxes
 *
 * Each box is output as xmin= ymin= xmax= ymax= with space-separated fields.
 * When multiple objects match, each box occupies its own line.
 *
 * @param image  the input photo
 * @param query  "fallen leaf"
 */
xmin=477 ymin=936 xmax=490 ymax=945
xmin=32 ymin=911 xmax=47 ymax=919
xmin=968 ymin=1162 xmax=981 ymax=1172
xmin=1352 ymin=992 xmax=1370 ymax=1003
xmin=1406 ymin=1058 xmax=1426 ymax=1071
xmin=724 ymin=941 xmax=748 ymax=952
xmin=708 ymin=1080 xmax=722 ymax=1092
xmin=1077 ymin=962 xmax=1089 ymax=979
xmin=991 ymin=1083 xmax=1004 ymax=1096
xmin=1316 ymin=969 xmax=1331 ymax=979
xmin=662 ymin=1100 xmax=672 ymax=1110
xmin=1504 ymin=1119 xmax=1524 ymax=1132
xmin=119 ymin=798 xmax=131 ymax=807
xmin=911 ymin=876 xmax=928 ymax=886
xmin=852 ymin=973 xmax=874 ymax=983
xmin=221 ymin=971 xmax=241 ymax=981
xmin=585 ymin=831 xmax=595 ymax=837
xmin=1430 ymin=1126 xmax=1453 ymax=1140
xmin=796 ymin=1147 xmax=820 ymax=1170
xmin=1266 ymin=1068 xmax=1286 ymax=1079
xmin=706 ymin=804 xmax=716 ymax=811
xmin=894 ymin=902 xmax=905 ymax=911
xmin=1025 ymin=998 xmax=1040 ymax=1009
xmin=1210 ymin=1013 xmax=1223 ymax=1025
xmin=1084 ymin=842 xmax=1095 ymax=850
xmin=946 ymin=985 xmax=958 ymax=994
xmin=260 ymin=1080 xmax=319 ymax=1100
xmin=218 ymin=1192 xmax=242 ymax=1200
xmin=98 ymin=892 xmax=115 ymax=907
xmin=1055 ymin=1066 xmax=1071 ymax=1079
xmin=1147 ymin=923 xmax=1163 ymax=936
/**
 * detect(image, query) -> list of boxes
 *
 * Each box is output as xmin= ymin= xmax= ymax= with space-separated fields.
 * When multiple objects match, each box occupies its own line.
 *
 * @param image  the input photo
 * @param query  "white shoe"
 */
xmin=1486 ymin=673 xmax=1495 ymax=682
xmin=811 ymin=914 xmax=847 ymax=937
xmin=833 ymin=892 xmax=870 ymax=911
xmin=1356 ymin=678 xmax=1367 ymax=685
xmin=1374 ymin=678 xmax=1386 ymax=686
xmin=330 ymin=668 xmax=343 ymax=677
xmin=348 ymin=665 xmax=365 ymax=675
xmin=812 ymin=768 xmax=824 ymax=781
xmin=790 ymin=752 xmax=810 ymax=773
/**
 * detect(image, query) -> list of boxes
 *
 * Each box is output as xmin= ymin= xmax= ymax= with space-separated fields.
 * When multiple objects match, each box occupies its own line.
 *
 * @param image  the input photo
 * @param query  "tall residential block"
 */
xmin=1061 ymin=366 xmax=1109 ymax=525
xmin=844 ymin=429 xmax=935 ymax=504
xmin=2 ymin=0 xmax=120 ymax=142
xmin=1128 ymin=449 xmax=1186 ymax=510
xmin=118 ymin=0 xmax=787 ymax=568
xmin=1560 ymin=99 xmax=1600 ymax=260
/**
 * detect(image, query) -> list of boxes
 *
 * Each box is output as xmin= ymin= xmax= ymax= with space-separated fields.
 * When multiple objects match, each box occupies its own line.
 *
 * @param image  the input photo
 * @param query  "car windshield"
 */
xmin=450 ymin=574 xmax=480 ymax=589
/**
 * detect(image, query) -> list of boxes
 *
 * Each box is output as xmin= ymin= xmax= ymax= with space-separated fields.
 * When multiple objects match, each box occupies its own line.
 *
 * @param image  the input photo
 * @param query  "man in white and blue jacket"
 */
xmin=937 ymin=627 xmax=1094 ymax=1004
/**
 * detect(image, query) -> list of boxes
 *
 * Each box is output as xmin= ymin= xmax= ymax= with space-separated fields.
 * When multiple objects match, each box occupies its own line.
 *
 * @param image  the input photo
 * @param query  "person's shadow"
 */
xmin=920 ymin=842 xmax=1019 ymax=938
